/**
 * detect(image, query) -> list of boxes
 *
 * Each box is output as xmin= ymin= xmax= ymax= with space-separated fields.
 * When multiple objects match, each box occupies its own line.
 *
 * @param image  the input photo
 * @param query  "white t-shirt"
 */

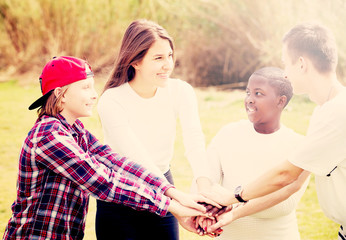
xmin=207 ymin=120 xmax=307 ymax=240
xmin=97 ymin=78 xmax=208 ymax=179
xmin=290 ymin=88 xmax=346 ymax=226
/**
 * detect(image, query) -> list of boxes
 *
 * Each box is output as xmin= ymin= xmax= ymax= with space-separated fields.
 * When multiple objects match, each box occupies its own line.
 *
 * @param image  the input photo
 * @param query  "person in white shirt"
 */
xmin=96 ymin=19 xmax=212 ymax=240
xmin=203 ymin=23 xmax=346 ymax=239
xmin=198 ymin=67 xmax=309 ymax=239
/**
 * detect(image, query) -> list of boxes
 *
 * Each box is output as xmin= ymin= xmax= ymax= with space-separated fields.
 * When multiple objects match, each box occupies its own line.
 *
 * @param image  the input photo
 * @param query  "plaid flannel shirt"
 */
xmin=3 ymin=114 xmax=172 ymax=240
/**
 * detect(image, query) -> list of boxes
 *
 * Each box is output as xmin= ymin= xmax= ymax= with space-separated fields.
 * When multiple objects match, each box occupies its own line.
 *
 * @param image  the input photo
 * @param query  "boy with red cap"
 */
xmin=2 ymin=56 xmax=214 ymax=240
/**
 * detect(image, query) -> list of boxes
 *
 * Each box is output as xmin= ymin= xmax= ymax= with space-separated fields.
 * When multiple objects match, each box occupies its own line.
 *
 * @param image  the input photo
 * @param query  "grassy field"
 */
xmin=0 ymin=79 xmax=339 ymax=239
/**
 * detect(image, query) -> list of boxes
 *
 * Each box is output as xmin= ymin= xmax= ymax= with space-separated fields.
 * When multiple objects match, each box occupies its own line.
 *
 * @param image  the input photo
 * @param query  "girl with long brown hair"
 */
xmin=96 ymin=19 xmax=211 ymax=239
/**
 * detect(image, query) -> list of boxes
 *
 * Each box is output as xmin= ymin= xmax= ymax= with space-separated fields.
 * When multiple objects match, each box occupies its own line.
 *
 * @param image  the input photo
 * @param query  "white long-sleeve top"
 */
xmin=207 ymin=120 xmax=308 ymax=240
xmin=97 ymin=78 xmax=208 ymax=179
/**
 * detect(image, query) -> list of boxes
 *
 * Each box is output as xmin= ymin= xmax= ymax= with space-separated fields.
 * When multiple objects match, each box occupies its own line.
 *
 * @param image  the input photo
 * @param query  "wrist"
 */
xmin=196 ymin=177 xmax=212 ymax=193
xmin=168 ymin=199 xmax=177 ymax=214
xmin=229 ymin=204 xmax=242 ymax=222
xmin=164 ymin=186 xmax=177 ymax=199
xmin=234 ymin=185 xmax=248 ymax=203
xmin=165 ymin=187 xmax=187 ymax=202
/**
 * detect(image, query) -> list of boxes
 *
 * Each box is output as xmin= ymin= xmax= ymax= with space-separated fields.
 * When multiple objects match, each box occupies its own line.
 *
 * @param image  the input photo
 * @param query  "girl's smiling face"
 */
xmin=245 ymin=75 xmax=285 ymax=134
xmin=133 ymin=38 xmax=174 ymax=89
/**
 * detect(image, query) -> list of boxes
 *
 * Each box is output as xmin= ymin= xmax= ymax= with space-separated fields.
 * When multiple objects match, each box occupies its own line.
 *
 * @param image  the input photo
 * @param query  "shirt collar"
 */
xmin=55 ymin=114 xmax=86 ymax=136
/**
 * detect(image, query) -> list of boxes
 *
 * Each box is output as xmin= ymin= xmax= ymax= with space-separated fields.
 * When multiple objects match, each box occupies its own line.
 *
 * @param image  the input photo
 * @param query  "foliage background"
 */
xmin=1 ymin=0 xmax=346 ymax=86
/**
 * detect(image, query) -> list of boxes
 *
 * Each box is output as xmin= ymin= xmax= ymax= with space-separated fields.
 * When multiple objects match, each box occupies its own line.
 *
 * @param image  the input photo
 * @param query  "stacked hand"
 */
xmin=194 ymin=203 xmax=228 ymax=237
xmin=165 ymin=187 xmax=222 ymax=216
xmin=165 ymin=183 xmax=243 ymax=238
xmin=172 ymin=203 xmax=226 ymax=237
xmin=165 ymin=183 xmax=232 ymax=237
xmin=179 ymin=202 xmax=245 ymax=237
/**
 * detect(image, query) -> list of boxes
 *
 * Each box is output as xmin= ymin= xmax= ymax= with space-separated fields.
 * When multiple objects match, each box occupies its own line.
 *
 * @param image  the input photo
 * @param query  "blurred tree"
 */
xmin=0 ymin=0 xmax=345 ymax=86
xmin=175 ymin=0 xmax=346 ymax=87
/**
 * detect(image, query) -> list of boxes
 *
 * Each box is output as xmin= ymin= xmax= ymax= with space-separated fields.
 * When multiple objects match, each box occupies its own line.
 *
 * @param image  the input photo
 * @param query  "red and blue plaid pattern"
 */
xmin=3 ymin=114 xmax=172 ymax=240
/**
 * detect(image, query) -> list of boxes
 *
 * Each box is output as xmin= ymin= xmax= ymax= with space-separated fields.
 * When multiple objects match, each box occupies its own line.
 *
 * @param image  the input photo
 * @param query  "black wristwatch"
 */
xmin=234 ymin=185 xmax=248 ymax=203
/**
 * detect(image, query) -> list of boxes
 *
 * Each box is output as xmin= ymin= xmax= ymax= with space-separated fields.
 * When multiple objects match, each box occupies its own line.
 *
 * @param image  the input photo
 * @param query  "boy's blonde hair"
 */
xmin=37 ymin=86 xmax=69 ymax=118
xmin=283 ymin=23 xmax=337 ymax=73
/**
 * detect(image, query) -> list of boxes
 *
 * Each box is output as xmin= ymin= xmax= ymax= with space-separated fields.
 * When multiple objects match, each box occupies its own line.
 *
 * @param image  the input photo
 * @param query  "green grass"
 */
xmin=0 ymin=81 xmax=339 ymax=239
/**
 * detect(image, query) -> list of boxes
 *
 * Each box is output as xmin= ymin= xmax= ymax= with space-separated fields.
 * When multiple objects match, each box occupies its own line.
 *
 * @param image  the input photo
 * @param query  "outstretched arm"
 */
xmin=202 ymin=160 xmax=305 ymax=206
xmin=165 ymin=187 xmax=221 ymax=213
xmin=207 ymin=170 xmax=310 ymax=232
xmin=242 ymin=160 xmax=304 ymax=202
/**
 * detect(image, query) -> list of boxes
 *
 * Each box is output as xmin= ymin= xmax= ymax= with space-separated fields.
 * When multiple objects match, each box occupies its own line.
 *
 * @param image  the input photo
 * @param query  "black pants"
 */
xmin=95 ymin=170 xmax=179 ymax=240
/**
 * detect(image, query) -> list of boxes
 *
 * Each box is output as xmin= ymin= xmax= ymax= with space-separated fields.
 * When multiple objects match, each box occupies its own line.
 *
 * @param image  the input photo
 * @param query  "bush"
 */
xmin=0 ymin=0 xmax=179 ymax=73
xmin=177 ymin=0 xmax=346 ymax=87
xmin=0 ymin=0 xmax=345 ymax=86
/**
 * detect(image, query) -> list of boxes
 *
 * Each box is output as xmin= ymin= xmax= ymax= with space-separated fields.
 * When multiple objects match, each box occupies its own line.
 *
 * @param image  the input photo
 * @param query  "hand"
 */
xmin=165 ymin=188 xmax=222 ymax=213
xmin=168 ymin=199 xmax=208 ymax=218
xmin=206 ymin=212 xmax=233 ymax=233
xmin=202 ymin=203 xmax=229 ymax=217
xmin=195 ymin=216 xmax=223 ymax=237
xmin=201 ymin=183 xmax=234 ymax=206
xmin=206 ymin=204 xmax=240 ymax=233
xmin=176 ymin=216 xmax=199 ymax=234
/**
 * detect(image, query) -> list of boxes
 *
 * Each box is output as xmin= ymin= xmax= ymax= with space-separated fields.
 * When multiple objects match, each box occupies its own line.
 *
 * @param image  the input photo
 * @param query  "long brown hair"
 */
xmin=102 ymin=19 xmax=174 ymax=93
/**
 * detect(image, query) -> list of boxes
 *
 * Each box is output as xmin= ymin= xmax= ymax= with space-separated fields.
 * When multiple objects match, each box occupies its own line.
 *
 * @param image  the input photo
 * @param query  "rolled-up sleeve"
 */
xmin=35 ymin=129 xmax=173 ymax=216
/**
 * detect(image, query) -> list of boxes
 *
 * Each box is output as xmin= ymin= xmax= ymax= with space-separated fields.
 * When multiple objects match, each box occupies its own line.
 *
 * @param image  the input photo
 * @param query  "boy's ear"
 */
xmin=298 ymin=56 xmax=308 ymax=73
xmin=54 ymin=87 xmax=65 ymax=102
xmin=277 ymin=95 xmax=287 ymax=109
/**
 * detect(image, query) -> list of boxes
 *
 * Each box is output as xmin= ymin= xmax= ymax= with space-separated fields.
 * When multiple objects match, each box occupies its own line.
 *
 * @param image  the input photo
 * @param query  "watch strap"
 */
xmin=234 ymin=185 xmax=248 ymax=203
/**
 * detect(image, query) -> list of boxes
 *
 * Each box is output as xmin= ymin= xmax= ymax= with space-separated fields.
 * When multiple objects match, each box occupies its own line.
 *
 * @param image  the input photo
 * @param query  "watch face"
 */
xmin=235 ymin=185 xmax=242 ymax=195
